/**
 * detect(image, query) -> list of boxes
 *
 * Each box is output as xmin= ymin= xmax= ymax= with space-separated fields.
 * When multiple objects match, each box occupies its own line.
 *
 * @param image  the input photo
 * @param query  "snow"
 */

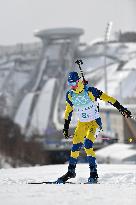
xmin=83 ymin=42 xmax=136 ymax=99
xmin=30 ymin=78 xmax=56 ymax=134
xmin=0 ymin=164 xmax=135 ymax=205
xmin=123 ymin=58 xmax=136 ymax=70
xmin=14 ymin=78 xmax=57 ymax=135
xmin=14 ymin=93 xmax=35 ymax=130
xmin=96 ymin=143 xmax=136 ymax=164
xmin=0 ymin=154 xmax=12 ymax=169
xmin=96 ymin=63 xmax=136 ymax=99
xmin=31 ymin=58 xmax=47 ymax=92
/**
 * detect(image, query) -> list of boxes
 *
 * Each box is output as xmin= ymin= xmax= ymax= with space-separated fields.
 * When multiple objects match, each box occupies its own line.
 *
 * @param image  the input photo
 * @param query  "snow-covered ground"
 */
xmin=96 ymin=143 xmax=136 ymax=164
xmin=0 ymin=164 xmax=135 ymax=205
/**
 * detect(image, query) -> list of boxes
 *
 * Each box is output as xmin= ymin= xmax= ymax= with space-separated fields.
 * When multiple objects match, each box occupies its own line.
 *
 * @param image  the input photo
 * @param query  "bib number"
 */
xmin=82 ymin=113 xmax=87 ymax=118
xmin=78 ymin=107 xmax=100 ymax=122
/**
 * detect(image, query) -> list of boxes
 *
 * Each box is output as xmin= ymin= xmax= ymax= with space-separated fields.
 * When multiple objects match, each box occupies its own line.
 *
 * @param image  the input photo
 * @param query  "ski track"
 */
xmin=0 ymin=164 xmax=136 ymax=205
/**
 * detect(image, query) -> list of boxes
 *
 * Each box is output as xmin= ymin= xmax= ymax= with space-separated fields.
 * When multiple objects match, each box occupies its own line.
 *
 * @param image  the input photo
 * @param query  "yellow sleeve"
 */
xmin=64 ymin=91 xmax=73 ymax=121
xmin=99 ymin=92 xmax=117 ymax=104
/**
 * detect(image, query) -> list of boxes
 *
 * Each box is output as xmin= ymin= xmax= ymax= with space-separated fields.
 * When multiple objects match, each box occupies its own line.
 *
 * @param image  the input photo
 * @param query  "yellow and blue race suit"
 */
xmin=64 ymin=81 xmax=119 ymax=166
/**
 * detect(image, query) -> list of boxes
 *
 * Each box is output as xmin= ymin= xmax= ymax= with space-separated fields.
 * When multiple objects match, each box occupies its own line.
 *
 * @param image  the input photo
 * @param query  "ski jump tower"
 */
xmin=15 ymin=28 xmax=84 ymax=138
xmin=34 ymin=27 xmax=84 ymax=75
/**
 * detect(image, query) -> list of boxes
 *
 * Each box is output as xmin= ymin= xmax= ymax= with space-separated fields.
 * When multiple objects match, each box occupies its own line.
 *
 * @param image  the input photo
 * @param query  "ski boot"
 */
xmin=56 ymin=164 xmax=76 ymax=184
xmin=88 ymin=164 xmax=99 ymax=184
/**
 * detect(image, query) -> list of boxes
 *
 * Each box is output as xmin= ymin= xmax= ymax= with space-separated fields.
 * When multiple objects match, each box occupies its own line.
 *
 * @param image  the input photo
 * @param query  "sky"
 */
xmin=0 ymin=0 xmax=136 ymax=45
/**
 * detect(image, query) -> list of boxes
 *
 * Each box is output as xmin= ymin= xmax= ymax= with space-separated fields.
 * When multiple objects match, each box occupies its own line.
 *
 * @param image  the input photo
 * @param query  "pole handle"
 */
xmin=75 ymin=59 xmax=88 ymax=85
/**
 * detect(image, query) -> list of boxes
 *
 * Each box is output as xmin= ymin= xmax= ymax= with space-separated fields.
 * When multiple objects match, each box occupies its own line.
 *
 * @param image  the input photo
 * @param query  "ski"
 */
xmin=28 ymin=181 xmax=77 ymax=184
xmin=28 ymin=181 xmax=99 ymax=184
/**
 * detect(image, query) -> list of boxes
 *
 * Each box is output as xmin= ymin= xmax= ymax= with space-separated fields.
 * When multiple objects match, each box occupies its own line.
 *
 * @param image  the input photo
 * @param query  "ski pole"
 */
xmin=68 ymin=135 xmax=110 ymax=141
xmin=75 ymin=59 xmax=88 ymax=85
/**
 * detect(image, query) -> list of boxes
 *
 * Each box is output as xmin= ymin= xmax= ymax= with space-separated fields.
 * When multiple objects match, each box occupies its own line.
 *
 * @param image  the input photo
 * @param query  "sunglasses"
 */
xmin=68 ymin=81 xmax=78 ymax=86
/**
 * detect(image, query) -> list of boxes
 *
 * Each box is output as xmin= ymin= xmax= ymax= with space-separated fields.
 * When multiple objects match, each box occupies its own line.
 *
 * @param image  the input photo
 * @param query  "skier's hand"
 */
xmin=63 ymin=129 xmax=69 ymax=139
xmin=120 ymin=108 xmax=132 ymax=118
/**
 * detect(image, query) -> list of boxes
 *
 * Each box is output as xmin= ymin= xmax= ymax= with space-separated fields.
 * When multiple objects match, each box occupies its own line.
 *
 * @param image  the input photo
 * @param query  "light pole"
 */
xmin=104 ymin=22 xmax=113 ymax=134
xmin=104 ymin=22 xmax=113 ymax=94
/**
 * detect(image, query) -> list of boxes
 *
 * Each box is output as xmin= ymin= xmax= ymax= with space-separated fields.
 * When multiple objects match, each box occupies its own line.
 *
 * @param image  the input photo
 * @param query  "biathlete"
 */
xmin=57 ymin=71 xmax=131 ymax=183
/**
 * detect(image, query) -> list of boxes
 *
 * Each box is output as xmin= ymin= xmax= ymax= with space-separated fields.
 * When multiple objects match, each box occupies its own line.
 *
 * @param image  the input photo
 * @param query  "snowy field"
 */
xmin=0 ymin=164 xmax=136 ymax=205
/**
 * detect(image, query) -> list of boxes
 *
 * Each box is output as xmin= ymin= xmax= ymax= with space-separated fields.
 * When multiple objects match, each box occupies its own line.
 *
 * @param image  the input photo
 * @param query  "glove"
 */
xmin=120 ymin=108 xmax=132 ymax=118
xmin=113 ymin=101 xmax=132 ymax=118
xmin=63 ymin=119 xmax=70 ymax=139
xmin=63 ymin=129 xmax=69 ymax=139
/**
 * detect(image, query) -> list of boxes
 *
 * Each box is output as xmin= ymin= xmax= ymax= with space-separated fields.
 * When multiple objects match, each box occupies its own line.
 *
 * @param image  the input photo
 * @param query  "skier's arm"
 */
xmin=64 ymin=101 xmax=73 ymax=126
xmin=99 ymin=92 xmax=117 ymax=104
xmin=100 ymin=92 xmax=132 ymax=117
xmin=63 ymin=91 xmax=73 ymax=138
xmin=64 ymin=91 xmax=73 ymax=122
xmin=88 ymin=87 xmax=132 ymax=117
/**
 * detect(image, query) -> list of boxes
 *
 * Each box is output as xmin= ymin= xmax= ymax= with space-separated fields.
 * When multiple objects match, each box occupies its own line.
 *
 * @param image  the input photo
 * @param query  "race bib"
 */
xmin=77 ymin=103 xmax=100 ymax=122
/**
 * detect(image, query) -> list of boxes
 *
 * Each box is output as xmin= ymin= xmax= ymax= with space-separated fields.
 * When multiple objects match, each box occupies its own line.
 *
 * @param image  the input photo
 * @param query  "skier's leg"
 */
xmin=69 ymin=121 xmax=86 ymax=166
xmin=57 ymin=121 xmax=85 ymax=183
xmin=84 ymin=120 xmax=99 ymax=183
